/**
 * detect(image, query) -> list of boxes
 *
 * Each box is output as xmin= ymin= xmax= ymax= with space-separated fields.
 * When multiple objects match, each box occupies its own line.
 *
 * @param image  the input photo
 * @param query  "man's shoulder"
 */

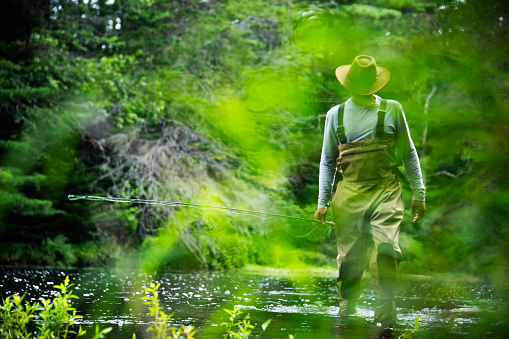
xmin=384 ymin=99 xmax=403 ymax=111
xmin=326 ymin=103 xmax=345 ymax=118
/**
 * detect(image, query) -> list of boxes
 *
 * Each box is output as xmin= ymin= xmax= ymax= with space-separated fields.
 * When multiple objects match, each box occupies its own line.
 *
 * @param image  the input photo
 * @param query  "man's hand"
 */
xmin=411 ymin=200 xmax=426 ymax=223
xmin=314 ymin=207 xmax=328 ymax=224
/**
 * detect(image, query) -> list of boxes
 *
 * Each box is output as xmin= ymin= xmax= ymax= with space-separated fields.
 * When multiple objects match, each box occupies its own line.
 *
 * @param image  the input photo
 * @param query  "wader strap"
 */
xmin=376 ymin=99 xmax=388 ymax=138
xmin=336 ymin=103 xmax=347 ymax=144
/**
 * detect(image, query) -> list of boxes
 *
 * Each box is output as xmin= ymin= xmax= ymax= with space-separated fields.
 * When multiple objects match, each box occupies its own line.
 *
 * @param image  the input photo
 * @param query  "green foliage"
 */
xmin=221 ymin=307 xmax=254 ymax=339
xmin=40 ymin=235 xmax=78 ymax=267
xmin=78 ymin=238 xmax=124 ymax=267
xmin=0 ymin=236 xmax=123 ymax=267
xmin=0 ymin=276 xmax=111 ymax=338
xmin=398 ymin=315 xmax=460 ymax=338
xmin=142 ymin=282 xmax=196 ymax=339
xmin=221 ymin=307 xmax=290 ymax=339
xmin=37 ymin=276 xmax=84 ymax=338
xmin=0 ymin=237 xmax=76 ymax=267
xmin=0 ymin=293 xmax=38 ymax=338
xmin=398 ymin=315 xmax=421 ymax=339
xmin=72 ymin=53 xmax=166 ymax=127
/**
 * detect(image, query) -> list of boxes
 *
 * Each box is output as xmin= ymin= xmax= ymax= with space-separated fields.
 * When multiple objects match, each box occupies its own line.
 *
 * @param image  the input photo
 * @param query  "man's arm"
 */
xmin=393 ymin=101 xmax=426 ymax=223
xmin=315 ymin=107 xmax=340 ymax=222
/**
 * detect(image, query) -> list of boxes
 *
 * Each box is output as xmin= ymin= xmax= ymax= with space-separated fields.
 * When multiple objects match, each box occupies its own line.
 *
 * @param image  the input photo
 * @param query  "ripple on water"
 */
xmin=0 ymin=268 xmax=506 ymax=338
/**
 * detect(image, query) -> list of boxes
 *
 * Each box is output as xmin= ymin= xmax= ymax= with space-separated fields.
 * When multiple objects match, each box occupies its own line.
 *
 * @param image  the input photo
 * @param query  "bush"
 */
xmin=0 ymin=276 xmax=111 ymax=338
xmin=138 ymin=282 xmax=196 ymax=339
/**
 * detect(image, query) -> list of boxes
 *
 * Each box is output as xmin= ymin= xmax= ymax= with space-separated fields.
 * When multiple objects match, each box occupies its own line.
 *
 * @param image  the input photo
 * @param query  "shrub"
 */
xmin=0 ymin=276 xmax=111 ymax=338
xmin=139 ymin=282 xmax=196 ymax=339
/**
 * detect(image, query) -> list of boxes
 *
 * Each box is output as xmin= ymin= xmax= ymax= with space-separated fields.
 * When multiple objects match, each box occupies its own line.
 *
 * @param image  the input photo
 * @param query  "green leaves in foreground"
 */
xmin=2 ymin=276 xmax=289 ymax=339
xmin=222 ymin=306 xmax=254 ymax=338
xmin=222 ymin=306 xmax=277 ymax=339
xmin=0 ymin=275 xmax=111 ymax=338
xmin=141 ymin=282 xmax=196 ymax=339
xmin=140 ymin=283 xmax=279 ymax=339
xmin=398 ymin=315 xmax=459 ymax=338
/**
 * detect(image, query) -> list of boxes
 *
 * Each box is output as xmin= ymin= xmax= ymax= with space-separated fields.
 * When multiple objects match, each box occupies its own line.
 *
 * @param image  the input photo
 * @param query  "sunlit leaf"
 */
xmin=414 ymin=316 xmax=421 ymax=330
xmin=261 ymin=318 xmax=272 ymax=331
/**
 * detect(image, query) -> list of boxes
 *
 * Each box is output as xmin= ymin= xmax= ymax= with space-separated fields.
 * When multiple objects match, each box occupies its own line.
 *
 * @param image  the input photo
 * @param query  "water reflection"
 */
xmin=0 ymin=268 xmax=505 ymax=338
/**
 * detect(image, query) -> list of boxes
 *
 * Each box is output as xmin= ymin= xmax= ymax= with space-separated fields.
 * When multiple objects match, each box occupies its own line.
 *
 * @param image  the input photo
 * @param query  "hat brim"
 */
xmin=335 ymin=65 xmax=390 ymax=95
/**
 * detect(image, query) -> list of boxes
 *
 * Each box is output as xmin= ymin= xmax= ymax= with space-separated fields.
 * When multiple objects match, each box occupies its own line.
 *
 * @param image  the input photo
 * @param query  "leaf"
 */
xmin=446 ymin=315 xmax=455 ymax=330
xmin=261 ymin=318 xmax=271 ymax=331
xmin=54 ymin=284 xmax=65 ymax=291
xmin=414 ymin=316 xmax=421 ymax=330
xmin=78 ymin=326 xmax=87 ymax=337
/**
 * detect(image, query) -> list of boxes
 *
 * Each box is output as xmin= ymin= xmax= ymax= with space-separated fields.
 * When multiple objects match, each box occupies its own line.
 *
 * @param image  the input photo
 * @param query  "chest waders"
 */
xmin=331 ymin=99 xmax=403 ymax=327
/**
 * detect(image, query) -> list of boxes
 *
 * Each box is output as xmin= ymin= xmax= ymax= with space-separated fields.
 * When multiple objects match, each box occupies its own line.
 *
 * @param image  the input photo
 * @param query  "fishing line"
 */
xmin=67 ymin=194 xmax=335 ymax=239
xmin=284 ymin=225 xmax=320 ymax=238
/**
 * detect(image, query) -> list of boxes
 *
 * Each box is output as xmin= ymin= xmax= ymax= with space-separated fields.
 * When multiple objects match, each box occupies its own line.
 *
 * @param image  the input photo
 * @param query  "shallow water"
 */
xmin=0 ymin=268 xmax=505 ymax=338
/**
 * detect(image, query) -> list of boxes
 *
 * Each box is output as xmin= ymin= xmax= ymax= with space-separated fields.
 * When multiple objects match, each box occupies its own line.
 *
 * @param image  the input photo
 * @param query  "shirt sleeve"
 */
xmin=393 ymin=101 xmax=426 ymax=201
xmin=318 ymin=107 xmax=340 ymax=208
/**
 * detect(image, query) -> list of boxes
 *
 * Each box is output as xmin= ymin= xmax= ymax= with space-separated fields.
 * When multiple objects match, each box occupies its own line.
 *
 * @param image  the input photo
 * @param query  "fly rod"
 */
xmin=67 ymin=194 xmax=336 ymax=239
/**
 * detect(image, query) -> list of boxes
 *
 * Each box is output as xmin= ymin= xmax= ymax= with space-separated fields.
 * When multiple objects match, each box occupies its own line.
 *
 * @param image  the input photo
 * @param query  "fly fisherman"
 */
xmin=313 ymin=55 xmax=426 ymax=328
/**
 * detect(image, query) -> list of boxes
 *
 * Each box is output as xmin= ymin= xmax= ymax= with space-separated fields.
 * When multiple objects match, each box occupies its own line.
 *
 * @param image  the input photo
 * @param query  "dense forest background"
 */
xmin=1 ymin=0 xmax=509 ymax=293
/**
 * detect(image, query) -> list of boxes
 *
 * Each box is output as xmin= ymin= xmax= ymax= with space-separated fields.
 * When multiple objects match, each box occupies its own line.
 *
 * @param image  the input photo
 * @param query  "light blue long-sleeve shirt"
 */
xmin=318 ymin=95 xmax=426 ymax=208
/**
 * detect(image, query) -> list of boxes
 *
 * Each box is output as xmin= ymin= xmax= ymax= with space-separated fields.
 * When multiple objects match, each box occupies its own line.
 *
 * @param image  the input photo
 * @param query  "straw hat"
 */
xmin=335 ymin=55 xmax=390 ymax=95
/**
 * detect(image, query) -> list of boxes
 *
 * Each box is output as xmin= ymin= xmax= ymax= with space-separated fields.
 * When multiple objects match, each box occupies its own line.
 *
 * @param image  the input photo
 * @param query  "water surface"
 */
xmin=0 ymin=268 xmax=505 ymax=338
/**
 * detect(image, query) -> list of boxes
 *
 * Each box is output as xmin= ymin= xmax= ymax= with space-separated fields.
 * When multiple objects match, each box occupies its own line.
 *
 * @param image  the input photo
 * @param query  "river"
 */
xmin=0 ymin=267 xmax=506 ymax=338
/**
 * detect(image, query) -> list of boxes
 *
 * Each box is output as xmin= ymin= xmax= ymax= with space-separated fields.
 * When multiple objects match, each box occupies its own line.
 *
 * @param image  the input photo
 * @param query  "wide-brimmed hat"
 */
xmin=335 ymin=55 xmax=390 ymax=95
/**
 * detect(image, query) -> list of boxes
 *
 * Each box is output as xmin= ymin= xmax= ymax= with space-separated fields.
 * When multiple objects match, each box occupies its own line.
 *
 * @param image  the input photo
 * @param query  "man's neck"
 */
xmin=351 ymin=94 xmax=375 ymax=106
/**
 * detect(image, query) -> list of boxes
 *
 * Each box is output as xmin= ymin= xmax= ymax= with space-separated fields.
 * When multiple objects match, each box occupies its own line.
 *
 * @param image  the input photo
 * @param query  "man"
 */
xmin=313 ymin=55 xmax=426 ymax=327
